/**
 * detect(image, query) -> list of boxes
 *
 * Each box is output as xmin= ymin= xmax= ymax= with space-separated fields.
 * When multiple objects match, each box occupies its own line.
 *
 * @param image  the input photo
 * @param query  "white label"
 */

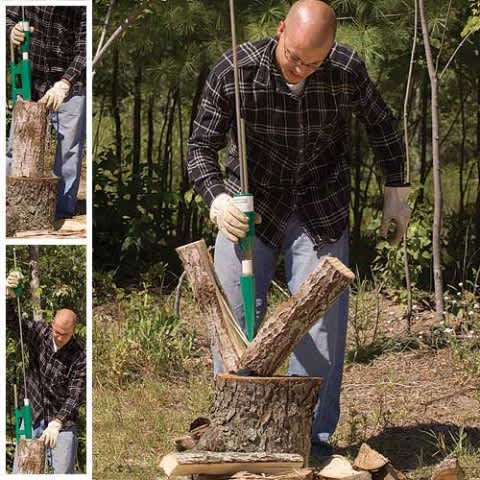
xmin=232 ymin=194 xmax=254 ymax=212
xmin=242 ymin=259 xmax=253 ymax=275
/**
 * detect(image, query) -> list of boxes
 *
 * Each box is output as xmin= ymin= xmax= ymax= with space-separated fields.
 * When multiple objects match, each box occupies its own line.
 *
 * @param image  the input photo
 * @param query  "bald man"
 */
xmin=187 ymin=0 xmax=410 ymax=460
xmin=6 ymin=272 xmax=86 ymax=474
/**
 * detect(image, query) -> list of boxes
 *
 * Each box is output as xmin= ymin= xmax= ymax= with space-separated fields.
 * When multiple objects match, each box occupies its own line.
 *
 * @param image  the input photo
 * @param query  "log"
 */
xmin=176 ymin=240 xmax=248 ymax=372
xmin=353 ymin=444 xmax=389 ymax=471
xmin=11 ymin=100 xmax=49 ymax=177
xmin=6 ymin=176 xmax=60 ymax=236
xmin=431 ymin=455 xmax=465 ymax=480
xmin=239 ymin=256 xmax=355 ymax=375
xmin=196 ymin=374 xmax=322 ymax=464
xmin=160 ymin=451 xmax=304 ymax=477
xmin=17 ymin=439 xmax=45 ymax=474
xmin=316 ymin=455 xmax=371 ymax=479
xmin=197 ymin=468 xmax=313 ymax=480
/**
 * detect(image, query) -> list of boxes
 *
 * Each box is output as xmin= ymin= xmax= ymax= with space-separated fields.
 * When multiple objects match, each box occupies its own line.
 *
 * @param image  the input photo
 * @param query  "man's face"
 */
xmin=51 ymin=310 xmax=76 ymax=349
xmin=275 ymin=20 xmax=334 ymax=84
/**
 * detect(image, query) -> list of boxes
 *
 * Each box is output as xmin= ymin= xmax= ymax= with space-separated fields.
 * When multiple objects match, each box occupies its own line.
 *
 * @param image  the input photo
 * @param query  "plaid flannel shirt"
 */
xmin=6 ymin=7 xmax=86 ymax=100
xmin=187 ymin=38 xmax=405 ymax=249
xmin=7 ymin=301 xmax=86 ymax=429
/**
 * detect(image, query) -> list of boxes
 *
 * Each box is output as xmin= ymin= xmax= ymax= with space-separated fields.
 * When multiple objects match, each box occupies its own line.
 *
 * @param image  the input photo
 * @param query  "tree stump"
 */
xmin=11 ymin=100 xmax=49 ymax=177
xmin=17 ymin=439 xmax=45 ymax=474
xmin=6 ymin=177 xmax=60 ymax=236
xmin=197 ymin=374 xmax=322 ymax=465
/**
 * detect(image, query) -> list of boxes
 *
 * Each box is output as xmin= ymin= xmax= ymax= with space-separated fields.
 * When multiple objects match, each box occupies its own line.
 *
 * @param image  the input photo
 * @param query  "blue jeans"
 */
xmin=13 ymin=420 xmax=78 ymax=474
xmin=7 ymin=91 xmax=86 ymax=218
xmin=214 ymin=214 xmax=349 ymax=440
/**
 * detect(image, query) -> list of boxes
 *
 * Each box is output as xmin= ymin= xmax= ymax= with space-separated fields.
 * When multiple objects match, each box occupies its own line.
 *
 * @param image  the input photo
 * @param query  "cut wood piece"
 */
xmin=160 ymin=451 xmax=304 ymax=477
xmin=196 ymin=374 xmax=321 ymax=464
xmin=17 ymin=438 xmax=45 ymax=474
xmin=353 ymin=444 xmax=389 ymax=471
xmin=239 ymin=256 xmax=355 ymax=376
xmin=431 ymin=455 xmax=465 ymax=480
xmin=176 ymin=240 xmax=248 ymax=371
xmin=197 ymin=467 xmax=313 ymax=480
xmin=316 ymin=455 xmax=371 ymax=480
xmin=381 ymin=464 xmax=408 ymax=480
xmin=175 ymin=421 xmax=211 ymax=452
xmin=11 ymin=100 xmax=49 ymax=177
xmin=7 ymin=176 xmax=60 ymax=236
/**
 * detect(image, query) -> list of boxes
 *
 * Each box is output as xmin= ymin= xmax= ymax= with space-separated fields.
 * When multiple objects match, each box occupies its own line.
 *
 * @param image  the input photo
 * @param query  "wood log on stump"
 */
xmin=176 ymin=240 xmax=248 ymax=372
xmin=197 ymin=469 xmax=313 ymax=480
xmin=196 ymin=374 xmax=322 ymax=465
xmin=17 ymin=438 xmax=45 ymax=474
xmin=7 ymin=177 xmax=60 ymax=237
xmin=239 ymin=256 xmax=355 ymax=375
xmin=11 ymin=100 xmax=49 ymax=177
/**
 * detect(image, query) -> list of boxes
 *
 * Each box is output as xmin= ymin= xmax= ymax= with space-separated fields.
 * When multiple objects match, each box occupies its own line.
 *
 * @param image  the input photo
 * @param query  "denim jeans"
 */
xmin=13 ymin=420 xmax=78 ymax=474
xmin=7 ymin=90 xmax=86 ymax=218
xmin=214 ymin=214 xmax=349 ymax=440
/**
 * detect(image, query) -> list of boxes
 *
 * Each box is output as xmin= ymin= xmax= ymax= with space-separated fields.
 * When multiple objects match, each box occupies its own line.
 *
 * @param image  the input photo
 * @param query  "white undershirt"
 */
xmin=286 ymin=79 xmax=306 ymax=96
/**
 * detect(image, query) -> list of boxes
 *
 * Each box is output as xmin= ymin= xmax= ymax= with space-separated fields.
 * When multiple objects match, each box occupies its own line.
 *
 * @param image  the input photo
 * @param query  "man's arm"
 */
xmin=62 ymin=8 xmax=86 ymax=87
xmin=351 ymin=53 xmax=406 ymax=185
xmin=187 ymin=66 xmax=233 ymax=207
xmin=54 ymin=352 xmax=86 ymax=424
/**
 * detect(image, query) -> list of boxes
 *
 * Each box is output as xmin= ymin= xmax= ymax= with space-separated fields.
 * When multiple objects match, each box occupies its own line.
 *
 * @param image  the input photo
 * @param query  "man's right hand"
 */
xmin=210 ymin=193 xmax=249 ymax=243
xmin=10 ymin=22 xmax=34 ymax=46
xmin=6 ymin=271 xmax=23 ymax=298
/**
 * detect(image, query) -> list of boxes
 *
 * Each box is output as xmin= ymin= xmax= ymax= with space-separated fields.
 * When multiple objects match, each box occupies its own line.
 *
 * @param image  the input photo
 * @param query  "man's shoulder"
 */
xmin=328 ymin=42 xmax=365 ymax=75
xmin=212 ymin=38 xmax=273 ymax=79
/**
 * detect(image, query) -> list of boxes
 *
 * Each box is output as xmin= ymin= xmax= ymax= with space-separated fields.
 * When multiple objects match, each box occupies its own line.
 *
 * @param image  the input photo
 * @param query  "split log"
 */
xmin=197 ymin=468 xmax=313 ymax=480
xmin=160 ymin=451 xmax=304 ymax=477
xmin=6 ymin=176 xmax=60 ymax=236
xmin=196 ymin=374 xmax=321 ymax=464
xmin=17 ymin=439 xmax=45 ymax=474
xmin=353 ymin=444 xmax=389 ymax=471
xmin=239 ymin=256 xmax=354 ymax=376
xmin=431 ymin=455 xmax=465 ymax=480
xmin=11 ymin=100 xmax=49 ymax=177
xmin=377 ymin=464 xmax=408 ymax=480
xmin=316 ymin=455 xmax=371 ymax=479
xmin=176 ymin=240 xmax=248 ymax=372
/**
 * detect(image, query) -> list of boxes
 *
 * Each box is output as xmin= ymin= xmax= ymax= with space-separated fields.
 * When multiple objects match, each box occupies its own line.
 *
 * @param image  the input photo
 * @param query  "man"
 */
xmin=6 ymin=7 xmax=86 ymax=218
xmin=7 ymin=272 xmax=86 ymax=474
xmin=187 ymin=0 xmax=411 ymax=458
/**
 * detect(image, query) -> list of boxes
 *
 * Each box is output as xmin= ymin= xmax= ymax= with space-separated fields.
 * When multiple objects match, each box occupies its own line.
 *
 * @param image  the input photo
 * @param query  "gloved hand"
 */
xmin=6 ymin=270 xmax=24 ymax=298
xmin=38 ymin=80 xmax=70 ymax=111
xmin=40 ymin=419 xmax=62 ymax=448
xmin=10 ymin=22 xmax=34 ymax=46
xmin=380 ymin=186 xmax=412 ymax=245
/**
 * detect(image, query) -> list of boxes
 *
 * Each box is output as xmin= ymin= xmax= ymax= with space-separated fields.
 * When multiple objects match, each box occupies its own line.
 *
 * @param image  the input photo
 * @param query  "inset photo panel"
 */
xmin=5 ymin=245 xmax=87 ymax=474
xmin=6 ymin=5 xmax=87 ymax=239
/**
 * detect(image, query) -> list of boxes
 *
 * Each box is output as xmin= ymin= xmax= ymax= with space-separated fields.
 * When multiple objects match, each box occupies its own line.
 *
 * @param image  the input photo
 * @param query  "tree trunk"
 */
xmin=131 ymin=62 xmax=142 ymax=203
xmin=11 ymin=100 xmax=49 ymax=177
xmin=6 ymin=177 xmax=60 ymax=237
xmin=476 ymin=76 xmax=480 ymax=262
xmin=147 ymin=94 xmax=155 ymax=194
xmin=239 ymin=256 xmax=354 ymax=376
xmin=17 ymin=439 xmax=45 ymax=474
xmin=111 ymin=46 xmax=122 ymax=194
xmin=419 ymin=0 xmax=444 ymax=320
xmin=29 ymin=246 xmax=42 ymax=322
xmin=196 ymin=374 xmax=321 ymax=465
xmin=176 ymin=240 xmax=248 ymax=372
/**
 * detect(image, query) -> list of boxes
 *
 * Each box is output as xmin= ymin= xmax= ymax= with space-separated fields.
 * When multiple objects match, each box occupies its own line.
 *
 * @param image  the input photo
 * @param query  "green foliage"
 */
xmin=94 ymin=288 xmax=195 ymax=386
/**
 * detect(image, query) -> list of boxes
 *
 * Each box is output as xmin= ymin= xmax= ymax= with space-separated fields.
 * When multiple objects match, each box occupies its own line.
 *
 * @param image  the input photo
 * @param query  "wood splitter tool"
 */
xmin=10 ymin=7 xmax=32 ymax=105
xmin=229 ymin=0 xmax=256 ymax=342
xmin=12 ymin=248 xmax=33 ymax=443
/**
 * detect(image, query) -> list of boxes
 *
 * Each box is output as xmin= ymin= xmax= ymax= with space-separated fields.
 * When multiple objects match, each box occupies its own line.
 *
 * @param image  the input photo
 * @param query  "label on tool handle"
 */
xmin=232 ymin=193 xmax=255 ymax=252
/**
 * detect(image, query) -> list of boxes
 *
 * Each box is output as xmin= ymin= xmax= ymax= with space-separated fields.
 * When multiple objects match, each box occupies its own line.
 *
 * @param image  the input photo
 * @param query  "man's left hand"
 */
xmin=40 ymin=419 xmax=62 ymax=448
xmin=38 ymin=80 xmax=71 ymax=111
xmin=380 ymin=186 xmax=412 ymax=245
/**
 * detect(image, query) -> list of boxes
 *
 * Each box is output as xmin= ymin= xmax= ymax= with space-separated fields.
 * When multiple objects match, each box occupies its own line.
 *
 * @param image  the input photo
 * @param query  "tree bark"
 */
xmin=111 ymin=46 xmax=123 ymax=194
xmin=6 ymin=177 xmax=60 ymax=237
xmin=17 ymin=439 xmax=45 ymax=474
xmin=11 ymin=100 xmax=49 ymax=177
xmin=239 ymin=256 xmax=354 ymax=376
xmin=176 ymin=240 xmax=248 ymax=372
xmin=160 ymin=451 xmax=304 ymax=477
xmin=419 ymin=0 xmax=444 ymax=321
xmin=196 ymin=468 xmax=313 ymax=480
xmin=197 ymin=374 xmax=321 ymax=464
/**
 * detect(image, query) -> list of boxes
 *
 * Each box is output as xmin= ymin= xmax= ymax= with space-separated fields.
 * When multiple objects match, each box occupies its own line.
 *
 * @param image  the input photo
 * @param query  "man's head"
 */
xmin=275 ymin=0 xmax=336 ymax=84
xmin=52 ymin=309 xmax=77 ymax=349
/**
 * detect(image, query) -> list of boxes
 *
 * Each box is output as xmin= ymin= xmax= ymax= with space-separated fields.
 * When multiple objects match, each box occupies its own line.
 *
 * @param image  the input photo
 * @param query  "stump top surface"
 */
xmin=219 ymin=373 xmax=322 ymax=386
xmin=8 ymin=176 xmax=61 ymax=184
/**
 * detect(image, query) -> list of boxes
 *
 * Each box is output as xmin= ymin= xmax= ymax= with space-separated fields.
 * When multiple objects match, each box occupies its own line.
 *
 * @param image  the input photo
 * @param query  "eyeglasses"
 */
xmin=283 ymin=37 xmax=324 ymax=71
